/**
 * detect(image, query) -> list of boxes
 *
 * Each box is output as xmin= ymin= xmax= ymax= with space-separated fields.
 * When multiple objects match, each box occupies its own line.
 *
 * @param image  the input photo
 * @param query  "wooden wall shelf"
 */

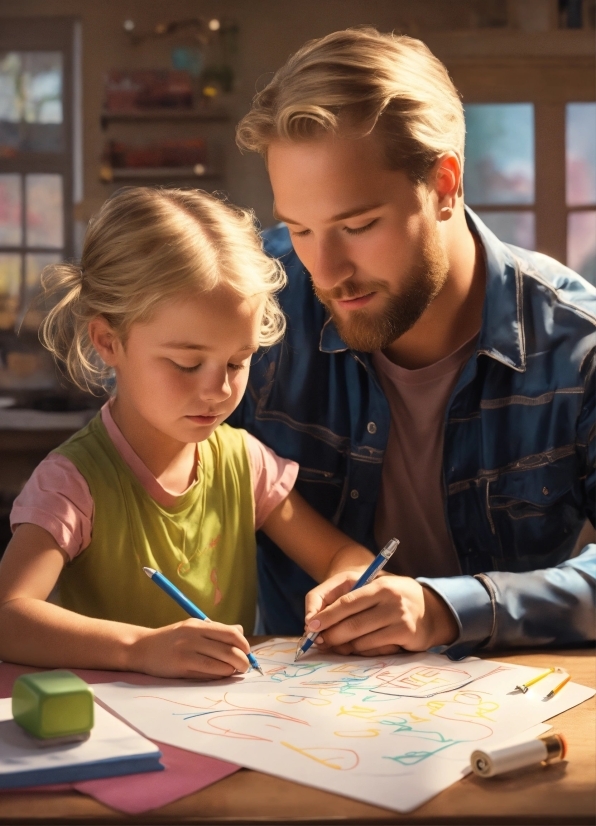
xmin=100 ymin=165 xmax=221 ymax=182
xmin=101 ymin=109 xmax=230 ymax=129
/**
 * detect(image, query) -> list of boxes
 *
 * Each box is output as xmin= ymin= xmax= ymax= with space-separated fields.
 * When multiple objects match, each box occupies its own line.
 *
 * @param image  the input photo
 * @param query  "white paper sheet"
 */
xmin=93 ymin=640 xmax=594 ymax=813
xmin=0 ymin=698 xmax=160 ymax=781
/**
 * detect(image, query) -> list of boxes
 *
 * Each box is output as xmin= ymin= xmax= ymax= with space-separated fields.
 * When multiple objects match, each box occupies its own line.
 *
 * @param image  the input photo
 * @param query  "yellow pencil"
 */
xmin=543 ymin=673 xmax=571 ymax=700
xmin=514 ymin=667 xmax=556 ymax=694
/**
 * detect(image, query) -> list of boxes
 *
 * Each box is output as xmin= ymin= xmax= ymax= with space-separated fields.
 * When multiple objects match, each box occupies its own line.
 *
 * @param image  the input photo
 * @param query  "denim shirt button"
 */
xmin=367 ymin=421 xmax=377 ymax=434
xmin=542 ymin=486 xmax=549 ymax=496
xmin=350 ymin=489 xmax=359 ymax=499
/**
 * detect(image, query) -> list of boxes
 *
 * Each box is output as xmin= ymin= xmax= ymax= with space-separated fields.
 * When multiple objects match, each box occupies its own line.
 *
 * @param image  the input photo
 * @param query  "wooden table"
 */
xmin=0 ymin=647 xmax=593 ymax=825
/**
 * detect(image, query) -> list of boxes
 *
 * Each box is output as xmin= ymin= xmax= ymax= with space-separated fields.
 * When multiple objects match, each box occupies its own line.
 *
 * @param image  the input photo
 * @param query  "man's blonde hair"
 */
xmin=237 ymin=27 xmax=465 ymax=183
xmin=40 ymin=187 xmax=286 ymax=392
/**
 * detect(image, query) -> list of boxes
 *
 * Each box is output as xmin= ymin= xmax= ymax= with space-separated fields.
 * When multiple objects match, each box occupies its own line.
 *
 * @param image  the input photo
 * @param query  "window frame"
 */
xmin=430 ymin=41 xmax=595 ymax=269
xmin=0 ymin=17 xmax=75 ymax=325
xmin=565 ymin=102 xmax=596 ymax=279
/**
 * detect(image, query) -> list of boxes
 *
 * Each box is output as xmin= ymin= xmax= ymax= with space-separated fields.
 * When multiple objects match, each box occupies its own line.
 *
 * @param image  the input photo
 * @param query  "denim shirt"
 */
xmin=229 ymin=209 xmax=596 ymax=656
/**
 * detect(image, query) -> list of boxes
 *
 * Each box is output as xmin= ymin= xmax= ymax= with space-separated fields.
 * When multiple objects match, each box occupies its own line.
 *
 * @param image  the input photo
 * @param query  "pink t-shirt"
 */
xmin=372 ymin=332 xmax=478 ymax=579
xmin=11 ymin=403 xmax=298 ymax=560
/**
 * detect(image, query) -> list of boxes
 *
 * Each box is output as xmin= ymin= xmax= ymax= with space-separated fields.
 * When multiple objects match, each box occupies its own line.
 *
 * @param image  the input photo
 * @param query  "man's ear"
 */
xmin=432 ymin=152 xmax=462 ymax=219
xmin=88 ymin=316 xmax=121 ymax=367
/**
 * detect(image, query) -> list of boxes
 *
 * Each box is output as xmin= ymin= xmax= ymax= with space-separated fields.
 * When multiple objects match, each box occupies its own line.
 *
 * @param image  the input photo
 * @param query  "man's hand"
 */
xmin=304 ymin=572 xmax=459 ymax=655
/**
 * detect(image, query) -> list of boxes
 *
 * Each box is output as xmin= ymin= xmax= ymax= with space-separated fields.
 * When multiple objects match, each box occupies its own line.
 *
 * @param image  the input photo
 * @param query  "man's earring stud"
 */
xmin=440 ymin=206 xmax=453 ymax=219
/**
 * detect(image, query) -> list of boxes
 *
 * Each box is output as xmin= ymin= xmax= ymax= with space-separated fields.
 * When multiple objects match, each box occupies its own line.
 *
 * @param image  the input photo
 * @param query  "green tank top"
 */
xmin=54 ymin=414 xmax=257 ymax=631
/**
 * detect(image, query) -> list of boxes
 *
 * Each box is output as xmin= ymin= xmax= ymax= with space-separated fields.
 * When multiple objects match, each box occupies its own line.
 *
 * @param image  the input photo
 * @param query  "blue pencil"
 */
xmin=294 ymin=537 xmax=400 ymax=662
xmin=143 ymin=567 xmax=264 ymax=675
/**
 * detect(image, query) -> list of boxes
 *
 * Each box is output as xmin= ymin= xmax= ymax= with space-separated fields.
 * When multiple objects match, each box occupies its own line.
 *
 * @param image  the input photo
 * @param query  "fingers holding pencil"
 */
xmin=142 ymin=567 xmax=264 ymax=677
xmin=302 ymin=575 xmax=458 ymax=655
xmin=130 ymin=618 xmax=253 ymax=679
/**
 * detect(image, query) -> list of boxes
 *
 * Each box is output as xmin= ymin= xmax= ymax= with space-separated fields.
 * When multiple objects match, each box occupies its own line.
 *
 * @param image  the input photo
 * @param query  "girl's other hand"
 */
xmin=129 ymin=619 xmax=252 ymax=679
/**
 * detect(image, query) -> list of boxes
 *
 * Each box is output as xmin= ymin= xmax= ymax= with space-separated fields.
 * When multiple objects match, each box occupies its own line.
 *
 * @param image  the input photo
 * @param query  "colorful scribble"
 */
xmin=282 ymin=742 xmax=360 ymax=770
xmin=293 ymin=660 xmax=487 ymax=700
xmin=276 ymin=694 xmax=331 ymax=707
xmin=264 ymin=661 xmax=328 ymax=682
xmin=384 ymin=742 xmax=459 ymax=766
xmin=134 ymin=692 xmax=310 ymax=741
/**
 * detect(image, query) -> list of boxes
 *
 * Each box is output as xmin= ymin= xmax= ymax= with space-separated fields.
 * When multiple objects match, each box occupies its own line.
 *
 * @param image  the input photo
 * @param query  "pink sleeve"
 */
xmin=244 ymin=432 xmax=299 ymax=530
xmin=10 ymin=454 xmax=94 ymax=560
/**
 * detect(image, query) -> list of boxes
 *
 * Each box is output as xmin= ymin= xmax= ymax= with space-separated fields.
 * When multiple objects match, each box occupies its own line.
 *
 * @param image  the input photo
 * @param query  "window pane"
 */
xmin=0 ymin=253 xmax=21 ymax=330
xmin=568 ymin=211 xmax=596 ymax=285
xmin=0 ymin=51 xmax=63 ymax=152
xmin=566 ymin=103 xmax=596 ymax=207
xmin=476 ymin=211 xmax=535 ymax=249
xmin=0 ymin=53 xmax=19 ymax=122
xmin=23 ymin=252 xmax=60 ymax=330
xmin=26 ymin=174 xmax=63 ymax=248
xmin=0 ymin=174 xmax=21 ymax=246
xmin=464 ymin=104 xmax=534 ymax=205
xmin=21 ymin=52 xmax=63 ymax=124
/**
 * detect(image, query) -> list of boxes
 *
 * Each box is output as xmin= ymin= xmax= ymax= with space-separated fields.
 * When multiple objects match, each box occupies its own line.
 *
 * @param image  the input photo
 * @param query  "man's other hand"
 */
xmin=304 ymin=572 xmax=459 ymax=655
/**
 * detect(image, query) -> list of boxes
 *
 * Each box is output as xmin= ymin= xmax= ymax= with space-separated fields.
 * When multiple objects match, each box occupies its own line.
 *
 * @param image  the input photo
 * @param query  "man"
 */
xmin=229 ymin=27 xmax=595 ymax=658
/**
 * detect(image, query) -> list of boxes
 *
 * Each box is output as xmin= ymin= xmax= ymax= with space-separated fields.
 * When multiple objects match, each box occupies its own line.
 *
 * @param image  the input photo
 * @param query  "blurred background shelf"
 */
xmin=100 ymin=165 xmax=221 ymax=182
xmin=0 ymin=408 xmax=95 ymax=431
xmin=100 ymin=108 xmax=230 ymax=128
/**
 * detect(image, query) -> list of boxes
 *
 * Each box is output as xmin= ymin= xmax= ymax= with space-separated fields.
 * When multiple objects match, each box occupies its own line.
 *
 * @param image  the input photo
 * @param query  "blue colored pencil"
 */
xmin=294 ymin=537 xmax=400 ymax=662
xmin=143 ymin=567 xmax=264 ymax=675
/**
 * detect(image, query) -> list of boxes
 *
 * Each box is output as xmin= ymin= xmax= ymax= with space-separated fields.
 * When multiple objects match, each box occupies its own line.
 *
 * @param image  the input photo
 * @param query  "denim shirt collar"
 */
xmin=319 ymin=315 xmax=350 ymax=353
xmin=319 ymin=206 xmax=526 ymax=373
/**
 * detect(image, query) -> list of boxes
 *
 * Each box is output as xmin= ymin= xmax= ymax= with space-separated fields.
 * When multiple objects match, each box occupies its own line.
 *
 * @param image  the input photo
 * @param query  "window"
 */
xmin=566 ymin=103 xmax=596 ymax=284
xmin=464 ymin=101 xmax=596 ymax=287
xmin=464 ymin=103 xmax=536 ymax=249
xmin=0 ymin=19 xmax=75 ymax=383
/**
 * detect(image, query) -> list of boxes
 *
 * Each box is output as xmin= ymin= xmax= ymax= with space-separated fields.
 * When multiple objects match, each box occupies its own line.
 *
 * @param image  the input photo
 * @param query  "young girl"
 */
xmin=0 ymin=187 xmax=374 ymax=680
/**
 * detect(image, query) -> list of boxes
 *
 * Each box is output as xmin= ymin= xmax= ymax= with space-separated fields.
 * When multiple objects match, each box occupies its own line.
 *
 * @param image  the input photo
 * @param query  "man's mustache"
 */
xmin=313 ymin=279 xmax=388 ymax=303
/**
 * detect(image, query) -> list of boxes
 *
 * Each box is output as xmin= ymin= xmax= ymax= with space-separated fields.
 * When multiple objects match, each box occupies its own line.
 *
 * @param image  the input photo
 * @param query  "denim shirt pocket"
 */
xmin=486 ymin=447 xmax=583 ymax=565
xmin=295 ymin=466 xmax=349 ymax=526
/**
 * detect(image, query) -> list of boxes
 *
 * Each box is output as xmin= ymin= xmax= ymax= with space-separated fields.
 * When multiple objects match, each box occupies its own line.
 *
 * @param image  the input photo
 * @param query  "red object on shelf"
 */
xmin=161 ymin=139 xmax=208 ymax=166
xmin=104 ymin=70 xmax=194 ymax=112
xmin=105 ymin=139 xmax=207 ymax=169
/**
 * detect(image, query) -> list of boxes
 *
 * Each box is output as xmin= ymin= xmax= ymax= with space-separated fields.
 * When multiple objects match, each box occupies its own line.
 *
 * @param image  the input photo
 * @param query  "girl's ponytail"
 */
xmin=39 ymin=262 xmax=103 ymax=392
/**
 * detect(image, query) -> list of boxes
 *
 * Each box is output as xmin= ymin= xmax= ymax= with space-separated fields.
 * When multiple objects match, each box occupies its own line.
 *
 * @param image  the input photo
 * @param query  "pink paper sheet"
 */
xmin=0 ymin=662 xmax=239 ymax=814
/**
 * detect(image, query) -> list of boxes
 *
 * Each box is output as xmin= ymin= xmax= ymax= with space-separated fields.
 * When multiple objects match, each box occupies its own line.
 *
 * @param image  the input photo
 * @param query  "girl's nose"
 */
xmin=200 ymin=369 xmax=232 ymax=402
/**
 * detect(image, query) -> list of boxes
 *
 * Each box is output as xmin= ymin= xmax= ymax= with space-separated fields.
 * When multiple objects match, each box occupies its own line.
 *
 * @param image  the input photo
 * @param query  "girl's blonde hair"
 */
xmin=40 ymin=187 xmax=286 ymax=392
xmin=237 ymin=27 xmax=465 ymax=183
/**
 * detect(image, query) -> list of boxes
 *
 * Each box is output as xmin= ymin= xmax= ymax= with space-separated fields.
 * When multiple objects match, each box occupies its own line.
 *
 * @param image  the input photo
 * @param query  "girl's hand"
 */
xmin=304 ymin=572 xmax=459 ymax=656
xmin=129 ymin=619 xmax=252 ymax=679
xmin=0 ymin=525 xmax=252 ymax=679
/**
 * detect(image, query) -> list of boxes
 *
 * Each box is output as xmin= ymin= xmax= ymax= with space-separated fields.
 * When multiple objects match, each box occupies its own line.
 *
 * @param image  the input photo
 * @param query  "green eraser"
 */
xmin=12 ymin=670 xmax=94 ymax=740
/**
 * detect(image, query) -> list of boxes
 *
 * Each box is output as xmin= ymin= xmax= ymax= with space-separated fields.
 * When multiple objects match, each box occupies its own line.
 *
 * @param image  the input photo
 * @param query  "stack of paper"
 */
xmin=0 ymin=698 xmax=162 ymax=789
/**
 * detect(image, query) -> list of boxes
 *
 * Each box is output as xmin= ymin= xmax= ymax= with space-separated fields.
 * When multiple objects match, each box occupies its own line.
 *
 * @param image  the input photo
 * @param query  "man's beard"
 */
xmin=313 ymin=226 xmax=450 ymax=353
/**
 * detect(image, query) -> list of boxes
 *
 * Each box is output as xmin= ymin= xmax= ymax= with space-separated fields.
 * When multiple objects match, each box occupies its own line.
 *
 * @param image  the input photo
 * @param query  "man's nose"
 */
xmin=309 ymin=237 xmax=354 ymax=292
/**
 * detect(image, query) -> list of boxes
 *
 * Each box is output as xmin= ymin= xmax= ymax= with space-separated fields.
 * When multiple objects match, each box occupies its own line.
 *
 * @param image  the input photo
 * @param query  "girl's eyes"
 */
xmin=171 ymin=361 xmax=245 ymax=374
xmin=172 ymin=362 xmax=201 ymax=374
